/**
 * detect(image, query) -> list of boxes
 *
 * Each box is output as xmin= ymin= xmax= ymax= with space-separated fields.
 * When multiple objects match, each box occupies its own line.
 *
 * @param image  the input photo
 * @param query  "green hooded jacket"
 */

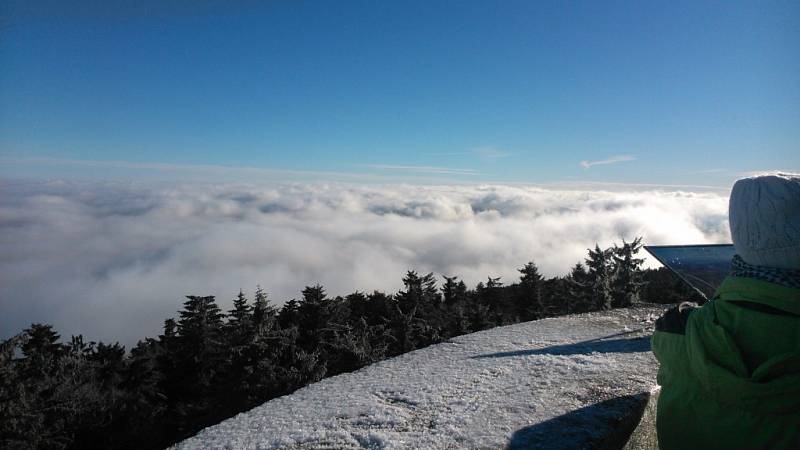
xmin=651 ymin=275 xmax=800 ymax=450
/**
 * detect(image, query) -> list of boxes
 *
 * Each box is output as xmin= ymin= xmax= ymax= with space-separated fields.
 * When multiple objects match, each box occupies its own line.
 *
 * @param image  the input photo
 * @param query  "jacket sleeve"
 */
xmin=651 ymin=302 xmax=699 ymax=389
xmin=651 ymin=303 xmax=700 ymax=450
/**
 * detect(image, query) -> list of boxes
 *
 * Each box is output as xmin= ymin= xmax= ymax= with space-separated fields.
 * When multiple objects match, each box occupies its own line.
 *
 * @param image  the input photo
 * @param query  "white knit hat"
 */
xmin=729 ymin=173 xmax=800 ymax=270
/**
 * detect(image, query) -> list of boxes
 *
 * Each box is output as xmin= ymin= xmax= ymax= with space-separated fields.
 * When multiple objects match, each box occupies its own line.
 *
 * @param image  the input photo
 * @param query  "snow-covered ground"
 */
xmin=175 ymin=305 xmax=667 ymax=449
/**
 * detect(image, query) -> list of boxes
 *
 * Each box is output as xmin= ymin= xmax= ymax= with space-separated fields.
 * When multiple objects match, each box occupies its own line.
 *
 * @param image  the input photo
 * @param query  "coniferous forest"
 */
xmin=0 ymin=238 xmax=703 ymax=449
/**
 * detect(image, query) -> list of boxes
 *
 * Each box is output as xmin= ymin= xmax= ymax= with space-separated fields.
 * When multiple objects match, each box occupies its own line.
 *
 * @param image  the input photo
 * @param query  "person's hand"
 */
xmin=655 ymin=302 xmax=698 ymax=335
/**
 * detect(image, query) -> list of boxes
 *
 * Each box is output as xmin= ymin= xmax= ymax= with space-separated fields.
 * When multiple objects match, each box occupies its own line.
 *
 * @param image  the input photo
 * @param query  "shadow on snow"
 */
xmin=471 ymin=329 xmax=651 ymax=359
xmin=506 ymin=393 xmax=651 ymax=450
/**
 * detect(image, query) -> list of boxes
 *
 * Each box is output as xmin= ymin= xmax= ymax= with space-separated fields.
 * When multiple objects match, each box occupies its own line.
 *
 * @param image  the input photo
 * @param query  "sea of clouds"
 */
xmin=0 ymin=179 xmax=731 ymax=345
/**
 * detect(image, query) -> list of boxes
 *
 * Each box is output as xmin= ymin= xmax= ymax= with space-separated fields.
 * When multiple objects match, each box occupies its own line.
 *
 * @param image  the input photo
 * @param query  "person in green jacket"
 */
xmin=652 ymin=173 xmax=800 ymax=450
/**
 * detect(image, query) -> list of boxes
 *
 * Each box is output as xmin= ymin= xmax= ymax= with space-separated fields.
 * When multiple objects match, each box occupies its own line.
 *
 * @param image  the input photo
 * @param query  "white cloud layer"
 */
xmin=0 ymin=180 xmax=730 ymax=345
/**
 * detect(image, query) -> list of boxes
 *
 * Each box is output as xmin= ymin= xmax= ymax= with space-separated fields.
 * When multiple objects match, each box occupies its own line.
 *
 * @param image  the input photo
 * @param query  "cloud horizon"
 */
xmin=0 ymin=179 xmax=730 ymax=345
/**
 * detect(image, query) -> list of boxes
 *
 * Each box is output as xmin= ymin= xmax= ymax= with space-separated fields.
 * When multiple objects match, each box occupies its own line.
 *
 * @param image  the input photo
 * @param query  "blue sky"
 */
xmin=1 ymin=0 xmax=798 ymax=186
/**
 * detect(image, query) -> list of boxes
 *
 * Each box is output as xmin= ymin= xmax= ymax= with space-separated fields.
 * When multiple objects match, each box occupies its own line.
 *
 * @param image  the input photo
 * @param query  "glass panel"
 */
xmin=644 ymin=244 xmax=736 ymax=299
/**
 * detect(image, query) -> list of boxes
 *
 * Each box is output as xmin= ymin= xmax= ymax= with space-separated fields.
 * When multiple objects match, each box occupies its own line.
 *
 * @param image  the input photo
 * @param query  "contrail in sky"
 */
xmin=580 ymin=155 xmax=636 ymax=169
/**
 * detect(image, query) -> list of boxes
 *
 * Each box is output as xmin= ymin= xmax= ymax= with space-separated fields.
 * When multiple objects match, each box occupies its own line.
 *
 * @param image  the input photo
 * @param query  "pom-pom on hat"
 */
xmin=729 ymin=173 xmax=800 ymax=270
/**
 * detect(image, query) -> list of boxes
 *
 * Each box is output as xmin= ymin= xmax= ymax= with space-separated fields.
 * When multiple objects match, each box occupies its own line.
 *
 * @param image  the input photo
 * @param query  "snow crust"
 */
xmin=175 ymin=306 xmax=666 ymax=449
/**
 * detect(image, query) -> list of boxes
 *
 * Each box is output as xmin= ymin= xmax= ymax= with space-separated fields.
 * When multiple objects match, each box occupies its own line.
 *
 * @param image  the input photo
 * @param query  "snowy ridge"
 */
xmin=175 ymin=305 xmax=666 ymax=449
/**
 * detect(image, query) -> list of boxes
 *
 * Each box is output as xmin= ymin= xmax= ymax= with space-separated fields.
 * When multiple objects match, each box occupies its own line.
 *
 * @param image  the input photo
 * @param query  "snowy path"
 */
xmin=175 ymin=305 xmax=666 ymax=450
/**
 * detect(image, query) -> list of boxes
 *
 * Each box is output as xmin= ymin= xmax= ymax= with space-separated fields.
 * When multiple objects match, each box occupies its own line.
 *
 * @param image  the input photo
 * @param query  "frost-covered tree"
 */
xmin=297 ymin=284 xmax=330 ymax=351
xmin=173 ymin=295 xmax=226 ymax=422
xmin=441 ymin=276 xmax=470 ymax=335
xmin=611 ymin=237 xmax=647 ymax=307
xmin=227 ymin=290 xmax=253 ymax=335
xmin=396 ymin=271 xmax=439 ymax=314
xmin=585 ymin=245 xmax=614 ymax=310
xmin=252 ymin=285 xmax=277 ymax=332
xmin=483 ymin=276 xmax=511 ymax=324
xmin=517 ymin=261 xmax=544 ymax=320
xmin=566 ymin=263 xmax=592 ymax=312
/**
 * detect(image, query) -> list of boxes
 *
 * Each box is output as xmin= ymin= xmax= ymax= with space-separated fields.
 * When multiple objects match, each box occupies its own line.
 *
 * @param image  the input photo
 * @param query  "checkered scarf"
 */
xmin=731 ymin=254 xmax=800 ymax=289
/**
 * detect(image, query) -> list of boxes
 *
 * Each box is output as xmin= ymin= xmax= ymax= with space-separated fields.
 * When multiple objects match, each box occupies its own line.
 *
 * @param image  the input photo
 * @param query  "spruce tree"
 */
xmin=442 ymin=276 xmax=459 ymax=306
xmin=484 ymin=276 xmax=509 ymax=324
xmin=161 ymin=318 xmax=177 ymax=340
xmin=175 ymin=296 xmax=225 ymax=402
xmin=228 ymin=290 xmax=253 ymax=333
xmin=611 ymin=237 xmax=647 ymax=307
xmin=20 ymin=323 xmax=64 ymax=371
xmin=388 ymin=272 xmax=442 ymax=354
xmin=297 ymin=284 xmax=330 ymax=351
xmin=441 ymin=277 xmax=469 ymax=336
xmin=124 ymin=338 xmax=167 ymax=448
xmin=585 ymin=245 xmax=614 ymax=310
xmin=365 ymin=291 xmax=393 ymax=326
xmin=277 ymin=299 xmax=300 ymax=329
xmin=252 ymin=286 xmax=276 ymax=332
xmin=566 ymin=263 xmax=592 ymax=312
xmin=396 ymin=272 xmax=440 ymax=311
xmin=542 ymin=277 xmax=571 ymax=316
xmin=223 ymin=290 xmax=254 ymax=411
xmin=517 ymin=261 xmax=544 ymax=321
xmin=344 ymin=291 xmax=369 ymax=323
xmin=469 ymin=281 xmax=493 ymax=331
xmin=177 ymin=296 xmax=224 ymax=352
